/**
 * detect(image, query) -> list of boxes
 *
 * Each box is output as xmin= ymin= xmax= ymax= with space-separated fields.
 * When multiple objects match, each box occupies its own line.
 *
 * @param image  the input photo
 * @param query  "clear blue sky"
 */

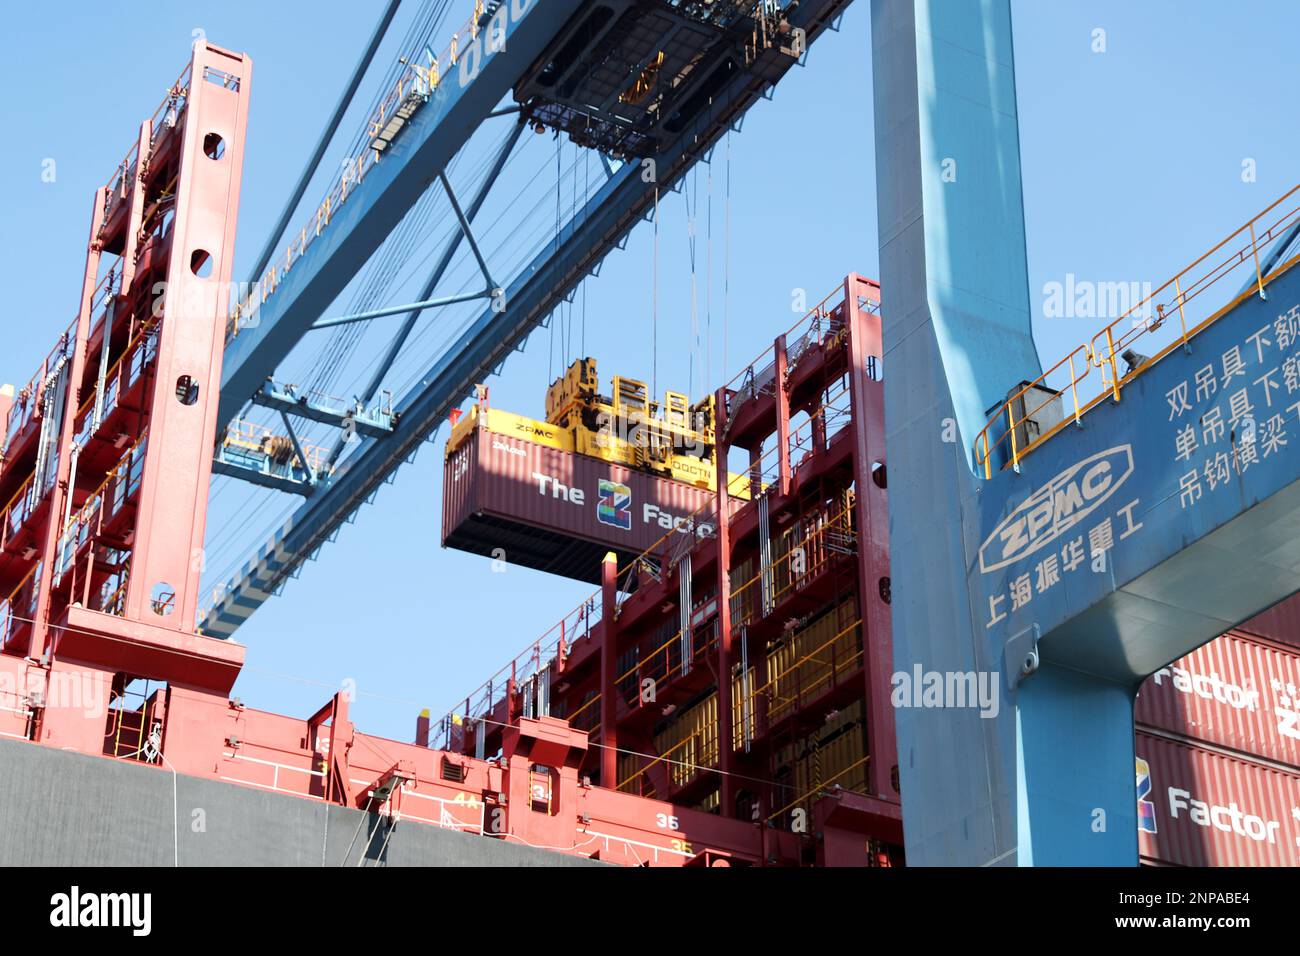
xmin=1 ymin=1 xmax=1295 ymax=743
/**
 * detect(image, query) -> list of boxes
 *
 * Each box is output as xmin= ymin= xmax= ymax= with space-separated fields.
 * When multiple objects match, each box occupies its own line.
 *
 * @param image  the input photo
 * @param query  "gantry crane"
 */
xmin=5 ymin=0 xmax=1294 ymax=867
xmin=201 ymin=0 xmax=852 ymax=638
xmin=873 ymin=0 xmax=1300 ymax=864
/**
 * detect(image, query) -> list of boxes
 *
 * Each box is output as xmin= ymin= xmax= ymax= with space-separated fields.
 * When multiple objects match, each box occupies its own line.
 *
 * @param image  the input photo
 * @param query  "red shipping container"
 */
xmin=1136 ymin=731 xmax=1300 ymax=867
xmin=1135 ymin=632 xmax=1300 ymax=767
xmin=1238 ymin=592 xmax=1300 ymax=650
xmin=443 ymin=428 xmax=735 ymax=584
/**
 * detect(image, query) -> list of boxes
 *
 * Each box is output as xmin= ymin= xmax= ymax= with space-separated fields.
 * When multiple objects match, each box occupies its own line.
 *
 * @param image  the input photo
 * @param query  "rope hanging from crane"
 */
xmin=652 ymin=182 xmax=659 ymax=399
xmin=685 ymin=163 xmax=704 ymax=399
xmin=724 ymin=130 xmax=732 ymax=385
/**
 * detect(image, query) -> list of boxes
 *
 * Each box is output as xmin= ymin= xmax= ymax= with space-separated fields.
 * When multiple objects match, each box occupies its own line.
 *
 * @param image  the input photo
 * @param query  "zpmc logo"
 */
xmin=597 ymin=479 xmax=632 ymax=531
xmin=978 ymin=445 xmax=1133 ymax=573
xmin=1136 ymin=757 xmax=1157 ymax=834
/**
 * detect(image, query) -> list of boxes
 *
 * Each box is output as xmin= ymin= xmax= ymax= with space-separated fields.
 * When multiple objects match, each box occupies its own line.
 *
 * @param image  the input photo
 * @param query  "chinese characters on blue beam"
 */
xmin=1172 ymin=304 xmax=1300 ymax=508
xmin=979 ymin=447 xmax=1144 ymax=630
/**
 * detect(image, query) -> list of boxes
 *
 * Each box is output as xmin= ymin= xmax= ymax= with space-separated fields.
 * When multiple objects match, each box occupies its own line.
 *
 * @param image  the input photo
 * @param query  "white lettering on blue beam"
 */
xmin=978 ymin=446 xmax=1133 ymax=573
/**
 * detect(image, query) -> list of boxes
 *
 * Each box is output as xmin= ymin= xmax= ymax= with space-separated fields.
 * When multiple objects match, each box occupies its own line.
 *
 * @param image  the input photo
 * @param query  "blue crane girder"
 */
xmin=202 ymin=0 xmax=852 ymax=638
xmin=218 ymin=0 xmax=586 ymax=432
xmin=975 ymin=262 xmax=1300 ymax=687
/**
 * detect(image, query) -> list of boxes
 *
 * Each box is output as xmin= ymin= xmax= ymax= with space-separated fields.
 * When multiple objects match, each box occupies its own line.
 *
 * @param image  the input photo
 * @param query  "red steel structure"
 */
xmin=430 ymin=276 xmax=904 ymax=863
xmin=19 ymin=40 xmax=1296 ymax=869
xmin=0 ymin=42 xmax=251 ymax=761
xmin=0 ymin=40 xmax=899 ymax=863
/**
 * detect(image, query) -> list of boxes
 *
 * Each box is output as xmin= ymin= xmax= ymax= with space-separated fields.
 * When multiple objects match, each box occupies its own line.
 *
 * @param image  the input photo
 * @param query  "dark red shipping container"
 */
xmin=442 ymin=428 xmax=736 ymax=583
xmin=1135 ymin=631 xmax=1300 ymax=767
xmin=1136 ymin=731 xmax=1300 ymax=867
xmin=1238 ymin=592 xmax=1300 ymax=650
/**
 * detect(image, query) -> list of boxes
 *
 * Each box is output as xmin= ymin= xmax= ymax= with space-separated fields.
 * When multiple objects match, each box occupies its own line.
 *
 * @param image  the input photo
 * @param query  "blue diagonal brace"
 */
xmin=219 ymin=1 xmax=584 ymax=428
xmin=439 ymin=170 xmax=499 ymax=296
xmin=203 ymin=0 xmax=850 ymax=638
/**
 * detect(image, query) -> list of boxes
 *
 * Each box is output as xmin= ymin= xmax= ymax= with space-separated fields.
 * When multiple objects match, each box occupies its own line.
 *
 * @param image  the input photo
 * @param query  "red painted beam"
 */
xmin=126 ymin=44 xmax=253 ymax=631
xmin=599 ymin=551 xmax=619 ymax=788
xmin=714 ymin=385 xmax=737 ymax=817
xmin=845 ymin=275 xmax=898 ymax=803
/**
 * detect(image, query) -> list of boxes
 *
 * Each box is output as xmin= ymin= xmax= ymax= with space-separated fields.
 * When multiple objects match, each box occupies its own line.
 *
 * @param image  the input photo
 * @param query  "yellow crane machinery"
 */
xmin=447 ymin=357 xmax=751 ymax=496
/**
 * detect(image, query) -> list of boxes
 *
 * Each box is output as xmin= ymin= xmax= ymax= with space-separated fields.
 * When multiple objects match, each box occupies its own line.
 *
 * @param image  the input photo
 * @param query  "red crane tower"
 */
xmin=0 ymin=42 xmax=252 ymax=764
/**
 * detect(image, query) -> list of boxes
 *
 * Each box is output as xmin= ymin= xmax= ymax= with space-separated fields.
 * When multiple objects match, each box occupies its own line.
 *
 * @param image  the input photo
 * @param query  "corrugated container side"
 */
xmin=1136 ymin=731 xmax=1300 ymax=867
xmin=440 ymin=439 xmax=478 ymax=548
xmin=616 ymin=752 xmax=642 ymax=795
xmin=647 ymin=665 xmax=756 ymax=791
xmin=451 ymin=428 xmax=724 ymax=556
xmin=730 ymin=552 xmax=760 ymax=627
xmin=1238 ymin=593 xmax=1300 ymax=649
xmin=733 ymin=665 xmax=755 ymax=750
xmin=1136 ymin=631 xmax=1300 ymax=767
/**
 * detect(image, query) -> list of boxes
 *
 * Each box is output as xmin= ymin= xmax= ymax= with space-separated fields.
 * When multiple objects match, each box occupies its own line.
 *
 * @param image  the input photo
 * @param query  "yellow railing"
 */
xmin=105 ymin=687 xmax=161 ymax=762
xmin=564 ymin=693 xmax=601 ymax=734
xmin=103 ymin=60 xmax=192 ymax=224
xmin=8 ymin=314 xmax=77 ymax=435
xmin=223 ymin=419 xmax=330 ymax=475
xmin=767 ymin=755 xmax=870 ymax=822
xmin=0 ymin=470 xmax=38 ymax=545
xmin=102 ymin=575 xmax=130 ymax=617
xmin=757 ymin=619 xmax=863 ymax=723
xmin=616 ymin=732 xmax=707 ymax=792
xmin=76 ymin=318 xmax=160 ymax=422
xmin=976 ymin=184 xmax=1300 ymax=478
xmin=0 ymin=562 xmax=41 ymax=647
xmin=729 ymin=495 xmax=856 ymax=629
xmin=615 ymin=621 xmax=720 ymax=702
xmin=61 ymin=430 xmax=150 ymax=546
xmin=615 ymin=615 xmax=863 ymax=796
xmin=616 ymin=630 xmax=681 ymax=688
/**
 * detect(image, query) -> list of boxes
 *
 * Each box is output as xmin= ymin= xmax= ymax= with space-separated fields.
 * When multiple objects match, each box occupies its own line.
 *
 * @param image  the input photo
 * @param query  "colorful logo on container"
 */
xmin=1136 ymin=757 xmax=1157 ymax=834
xmin=597 ymin=479 xmax=632 ymax=531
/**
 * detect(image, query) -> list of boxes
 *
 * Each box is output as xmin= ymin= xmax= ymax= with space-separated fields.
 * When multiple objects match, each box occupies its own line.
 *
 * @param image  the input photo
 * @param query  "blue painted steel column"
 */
xmin=870 ymin=0 xmax=1137 ymax=865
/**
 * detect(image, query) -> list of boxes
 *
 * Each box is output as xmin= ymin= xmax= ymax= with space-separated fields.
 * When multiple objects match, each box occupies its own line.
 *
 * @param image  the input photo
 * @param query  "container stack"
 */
xmin=1135 ymin=598 xmax=1300 ymax=866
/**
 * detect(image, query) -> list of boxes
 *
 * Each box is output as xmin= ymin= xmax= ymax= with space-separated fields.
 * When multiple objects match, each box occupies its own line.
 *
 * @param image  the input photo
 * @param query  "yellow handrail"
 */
xmin=565 ymin=693 xmax=601 ymax=727
xmin=975 ymin=184 xmax=1300 ymax=477
xmin=728 ymin=496 xmax=856 ymax=627
xmin=76 ymin=319 xmax=160 ymax=421
xmin=0 ymin=471 xmax=37 ymax=527
xmin=767 ymin=755 xmax=870 ymax=822
xmin=616 ymin=733 xmax=705 ymax=791
xmin=103 ymin=575 xmax=131 ymax=617
xmin=0 ymin=562 xmax=41 ymax=647
xmin=749 ymin=618 xmax=863 ymax=701
xmin=63 ymin=430 xmax=150 ymax=539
